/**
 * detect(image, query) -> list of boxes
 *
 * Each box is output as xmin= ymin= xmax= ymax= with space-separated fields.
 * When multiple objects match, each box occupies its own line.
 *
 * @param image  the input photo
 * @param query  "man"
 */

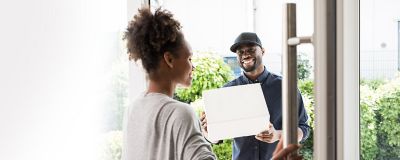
xmin=201 ymin=32 xmax=310 ymax=160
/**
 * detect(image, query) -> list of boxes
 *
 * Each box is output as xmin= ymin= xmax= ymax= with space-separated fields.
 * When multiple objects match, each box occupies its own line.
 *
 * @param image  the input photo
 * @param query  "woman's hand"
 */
xmin=271 ymin=137 xmax=303 ymax=160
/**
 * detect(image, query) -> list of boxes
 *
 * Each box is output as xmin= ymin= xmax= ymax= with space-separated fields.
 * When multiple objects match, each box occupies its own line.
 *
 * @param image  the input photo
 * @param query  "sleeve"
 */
xmin=171 ymin=103 xmax=216 ymax=160
xmin=297 ymin=90 xmax=311 ymax=143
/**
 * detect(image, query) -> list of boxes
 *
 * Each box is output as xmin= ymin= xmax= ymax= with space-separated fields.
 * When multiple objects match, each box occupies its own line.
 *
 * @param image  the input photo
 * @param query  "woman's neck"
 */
xmin=147 ymin=78 xmax=175 ymax=97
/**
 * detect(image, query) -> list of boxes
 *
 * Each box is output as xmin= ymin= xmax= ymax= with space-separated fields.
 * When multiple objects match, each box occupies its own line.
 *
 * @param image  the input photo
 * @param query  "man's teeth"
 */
xmin=242 ymin=59 xmax=253 ymax=64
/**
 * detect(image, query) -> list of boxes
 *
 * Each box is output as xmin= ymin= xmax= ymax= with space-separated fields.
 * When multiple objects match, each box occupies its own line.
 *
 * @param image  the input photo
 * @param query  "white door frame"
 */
xmin=314 ymin=0 xmax=360 ymax=159
xmin=336 ymin=0 xmax=360 ymax=159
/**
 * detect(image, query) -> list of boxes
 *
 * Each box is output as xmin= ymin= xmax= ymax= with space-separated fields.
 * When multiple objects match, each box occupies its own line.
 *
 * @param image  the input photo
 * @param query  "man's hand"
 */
xmin=255 ymin=123 xmax=281 ymax=143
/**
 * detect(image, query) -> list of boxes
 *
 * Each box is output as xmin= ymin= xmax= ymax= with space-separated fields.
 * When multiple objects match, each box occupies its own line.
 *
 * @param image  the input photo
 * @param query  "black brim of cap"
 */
xmin=230 ymin=41 xmax=262 ymax=52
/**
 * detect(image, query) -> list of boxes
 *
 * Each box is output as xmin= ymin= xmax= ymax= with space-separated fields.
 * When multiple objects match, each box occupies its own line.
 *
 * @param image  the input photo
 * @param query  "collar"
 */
xmin=242 ymin=66 xmax=269 ymax=84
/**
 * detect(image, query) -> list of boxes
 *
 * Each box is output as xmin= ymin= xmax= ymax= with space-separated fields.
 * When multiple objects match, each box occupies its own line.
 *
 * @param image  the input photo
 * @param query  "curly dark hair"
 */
xmin=123 ymin=7 xmax=183 ymax=74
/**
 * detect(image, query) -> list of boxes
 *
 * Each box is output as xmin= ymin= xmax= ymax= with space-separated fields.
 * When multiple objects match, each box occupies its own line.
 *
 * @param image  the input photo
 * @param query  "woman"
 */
xmin=122 ymin=6 xmax=216 ymax=160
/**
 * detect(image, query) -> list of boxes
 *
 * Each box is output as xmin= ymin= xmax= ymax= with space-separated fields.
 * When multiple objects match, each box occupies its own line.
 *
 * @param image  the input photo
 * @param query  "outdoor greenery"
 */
xmin=298 ymin=80 xmax=314 ymax=160
xmin=297 ymin=53 xmax=312 ymax=80
xmin=175 ymin=52 xmax=234 ymax=103
xmin=360 ymin=85 xmax=379 ymax=160
xmin=374 ymin=77 xmax=400 ymax=159
xmin=211 ymin=139 xmax=233 ymax=160
xmin=360 ymin=77 xmax=400 ymax=160
xmin=360 ymin=79 xmax=386 ymax=90
xmin=297 ymin=55 xmax=314 ymax=160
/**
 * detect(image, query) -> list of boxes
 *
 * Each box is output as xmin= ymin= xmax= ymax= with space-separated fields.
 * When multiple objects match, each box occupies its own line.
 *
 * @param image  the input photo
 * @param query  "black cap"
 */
xmin=230 ymin=32 xmax=262 ymax=52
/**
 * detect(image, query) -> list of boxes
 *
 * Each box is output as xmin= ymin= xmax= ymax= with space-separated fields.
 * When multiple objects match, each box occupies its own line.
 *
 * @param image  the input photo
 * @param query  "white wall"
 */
xmin=360 ymin=0 xmax=400 ymax=79
xmin=162 ymin=0 xmax=253 ymax=56
xmin=0 ymin=0 xmax=126 ymax=159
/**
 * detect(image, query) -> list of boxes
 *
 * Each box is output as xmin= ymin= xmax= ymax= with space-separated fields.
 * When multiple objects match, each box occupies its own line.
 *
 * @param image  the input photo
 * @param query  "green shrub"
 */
xmin=360 ymin=79 xmax=386 ymax=90
xmin=359 ymin=76 xmax=400 ymax=159
xmin=212 ymin=139 xmax=233 ymax=160
xmin=375 ymin=77 xmax=400 ymax=158
xmin=298 ymin=80 xmax=314 ymax=160
xmin=298 ymin=80 xmax=314 ymax=99
xmin=360 ymin=85 xmax=379 ymax=160
xmin=297 ymin=53 xmax=312 ymax=80
xmin=175 ymin=52 xmax=234 ymax=103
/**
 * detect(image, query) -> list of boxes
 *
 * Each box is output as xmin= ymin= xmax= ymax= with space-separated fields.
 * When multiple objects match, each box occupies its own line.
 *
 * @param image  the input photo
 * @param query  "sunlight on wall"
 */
xmin=0 ymin=0 xmax=126 ymax=159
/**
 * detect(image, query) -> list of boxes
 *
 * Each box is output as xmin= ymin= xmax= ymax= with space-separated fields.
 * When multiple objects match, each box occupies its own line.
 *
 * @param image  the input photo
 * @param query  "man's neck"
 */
xmin=244 ymin=66 xmax=265 ymax=81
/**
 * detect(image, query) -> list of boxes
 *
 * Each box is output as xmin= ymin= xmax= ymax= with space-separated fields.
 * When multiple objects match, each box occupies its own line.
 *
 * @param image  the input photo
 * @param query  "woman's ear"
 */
xmin=163 ymin=52 xmax=174 ymax=68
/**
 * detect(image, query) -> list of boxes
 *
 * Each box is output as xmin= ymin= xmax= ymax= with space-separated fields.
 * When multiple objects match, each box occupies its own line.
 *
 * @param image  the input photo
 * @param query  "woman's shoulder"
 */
xmin=164 ymin=100 xmax=195 ymax=117
xmin=155 ymin=99 xmax=197 ymax=124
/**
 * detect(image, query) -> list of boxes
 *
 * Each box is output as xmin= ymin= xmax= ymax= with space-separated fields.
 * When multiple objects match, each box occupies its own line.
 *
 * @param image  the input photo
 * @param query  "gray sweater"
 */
xmin=122 ymin=93 xmax=216 ymax=160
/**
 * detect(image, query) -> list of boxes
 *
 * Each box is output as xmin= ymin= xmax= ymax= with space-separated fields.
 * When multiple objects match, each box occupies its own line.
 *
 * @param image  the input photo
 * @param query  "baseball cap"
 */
xmin=230 ymin=32 xmax=262 ymax=52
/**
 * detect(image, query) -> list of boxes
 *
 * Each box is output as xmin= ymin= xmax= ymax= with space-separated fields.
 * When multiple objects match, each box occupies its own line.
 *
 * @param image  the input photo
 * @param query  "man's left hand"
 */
xmin=255 ymin=123 xmax=281 ymax=143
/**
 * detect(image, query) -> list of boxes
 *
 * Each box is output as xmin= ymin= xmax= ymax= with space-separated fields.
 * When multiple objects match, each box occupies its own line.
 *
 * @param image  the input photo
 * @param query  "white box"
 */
xmin=202 ymin=83 xmax=270 ymax=141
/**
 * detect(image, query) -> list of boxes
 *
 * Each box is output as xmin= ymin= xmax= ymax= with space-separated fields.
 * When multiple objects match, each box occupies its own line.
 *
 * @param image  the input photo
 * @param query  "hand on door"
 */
xmin=271 ymin=137 xmax=303 ymax=160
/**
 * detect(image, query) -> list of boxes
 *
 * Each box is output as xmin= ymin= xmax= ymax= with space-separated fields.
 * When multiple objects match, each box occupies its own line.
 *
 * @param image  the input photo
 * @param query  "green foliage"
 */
xmin=298 ymin=80 xmax=314 ymax=160
xmin=297 ymin=53 xmax=312 ymax=80
xmin=298 ymin=80 xmax=314 ymax=99
xmin=175 ymin=52 xmax=234 ymax=103
xmin=360 ymin=79 xmax=386 ymax=90
xmin=359 ymin=76 xmax=400 ymax=159
xmin=375 ymin=77 xmax=400 ymax=158
xmin=375 ymin=123 xmax=400 ymax=160
xmin=100 ymin=131 xmax=123 ymax=160
xmin=211 ymin=139 xmax=233 ymax=160
xmin=360 ymin=85 xmax=379 ymax=160
xmin=297 ymin=77 xmax=400 ymax=160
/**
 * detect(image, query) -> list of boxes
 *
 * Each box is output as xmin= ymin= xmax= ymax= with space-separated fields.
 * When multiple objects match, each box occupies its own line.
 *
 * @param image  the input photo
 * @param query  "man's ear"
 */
xmin=163 ymin=52 xmax=174 ymax=68
xmin=261 ymin=48 xmax=266 ymax=56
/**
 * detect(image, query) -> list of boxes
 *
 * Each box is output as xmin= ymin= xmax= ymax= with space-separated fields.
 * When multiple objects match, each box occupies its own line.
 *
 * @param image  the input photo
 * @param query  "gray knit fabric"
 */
xmin=122 ymin=93 xmax=216 ymax=160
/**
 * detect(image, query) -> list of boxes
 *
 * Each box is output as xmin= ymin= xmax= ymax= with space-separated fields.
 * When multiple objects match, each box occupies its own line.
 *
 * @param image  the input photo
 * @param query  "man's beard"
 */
xmin=241 ymin=59 xmax=258 ymax=72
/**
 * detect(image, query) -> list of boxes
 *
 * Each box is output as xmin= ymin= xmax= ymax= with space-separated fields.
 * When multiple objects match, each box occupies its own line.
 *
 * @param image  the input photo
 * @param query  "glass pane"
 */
xmin=360 ymin=0 xmax=400 ymax=159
